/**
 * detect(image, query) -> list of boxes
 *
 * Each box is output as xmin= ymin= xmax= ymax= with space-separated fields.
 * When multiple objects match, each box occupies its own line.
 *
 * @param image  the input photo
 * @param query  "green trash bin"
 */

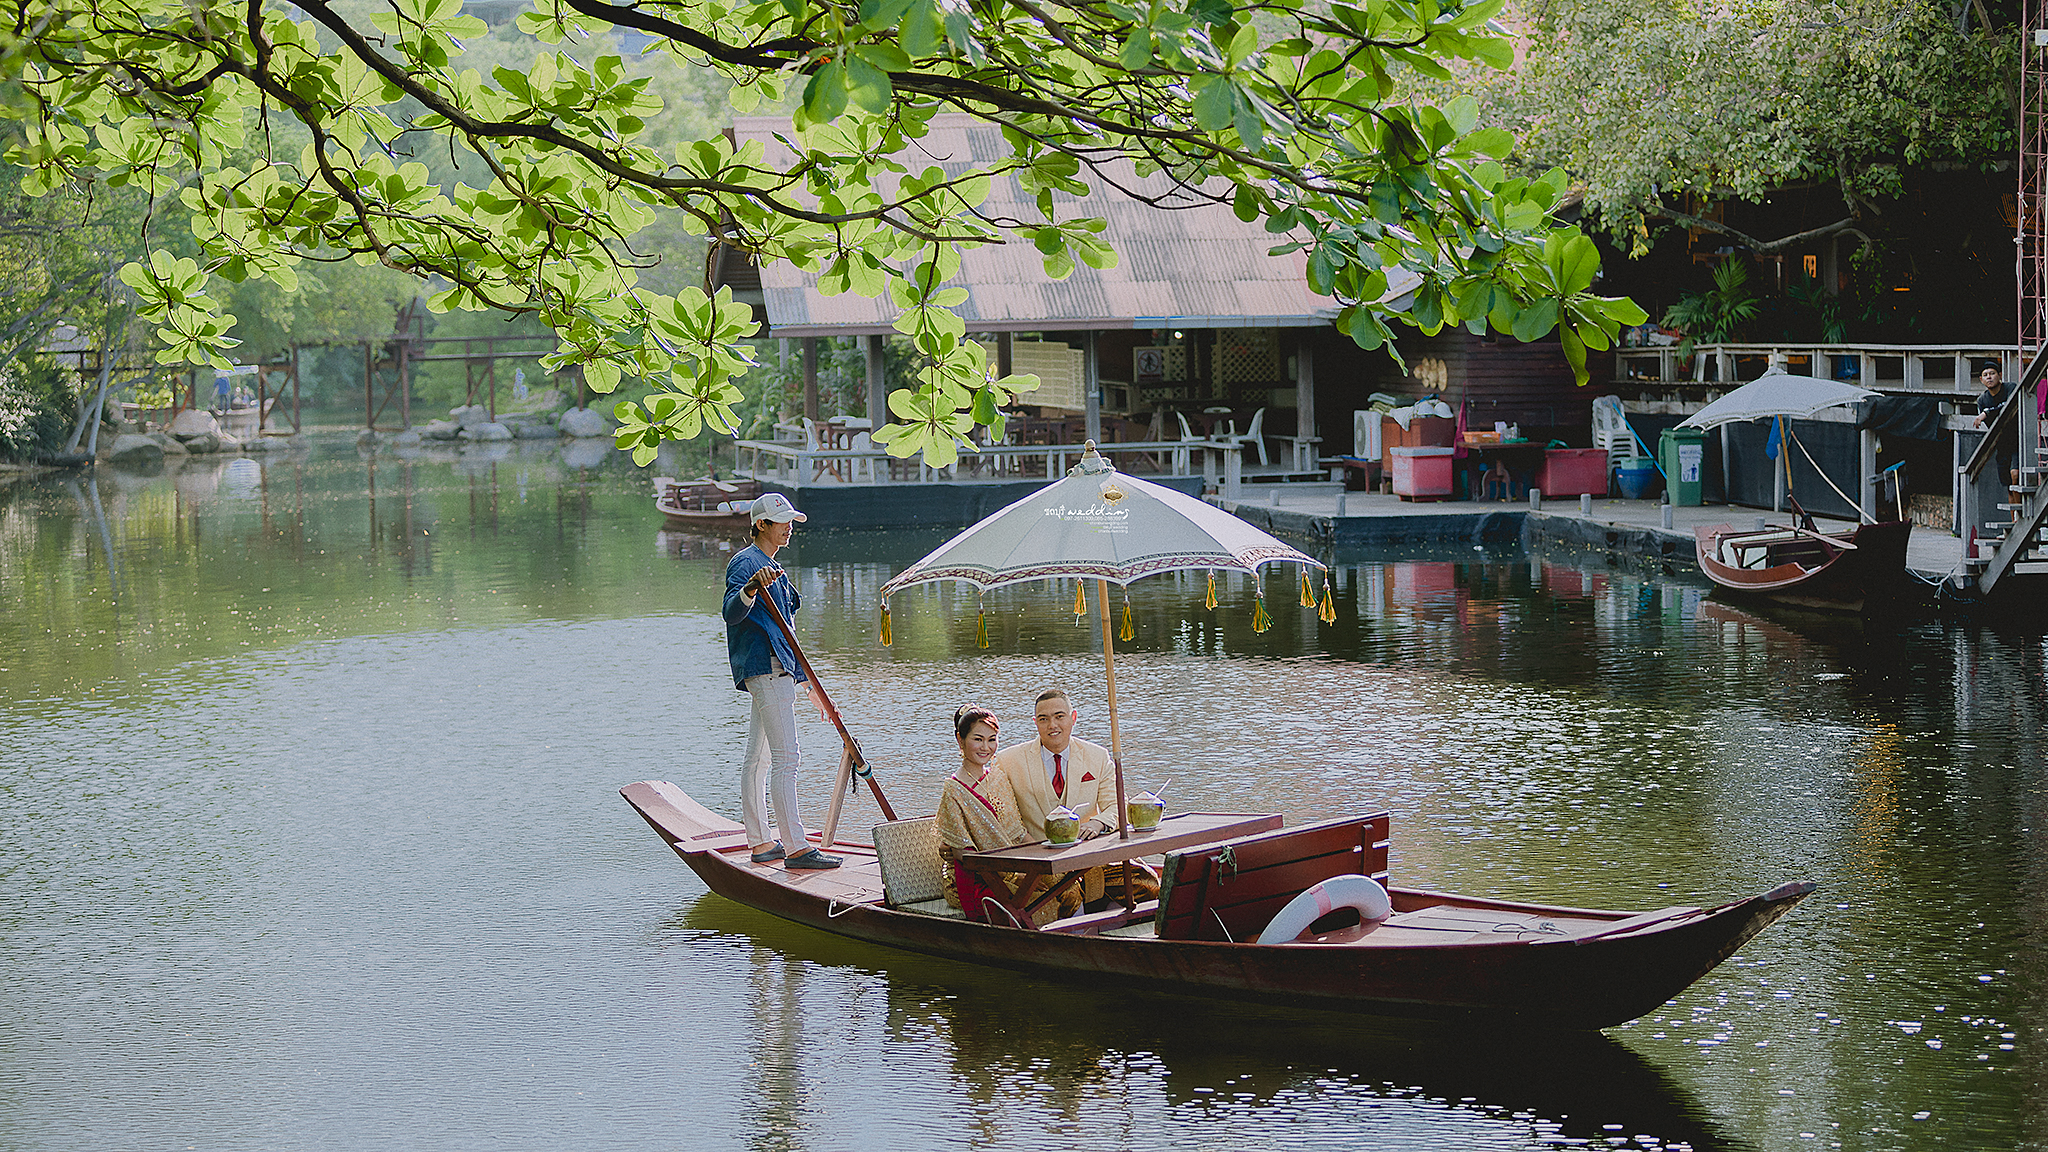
xmin=1658 ymin=426 xmax=1707 ymax=506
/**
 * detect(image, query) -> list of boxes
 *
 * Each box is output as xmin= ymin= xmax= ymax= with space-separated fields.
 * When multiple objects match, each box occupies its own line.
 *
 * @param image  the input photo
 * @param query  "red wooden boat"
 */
xmin=622 ymin=781 xmax=1814 ymax=1030
xmin=1694 ymin=518 xmax=1911 ymax=612
xmin=654 ymin=475 xmax=759 ymax=528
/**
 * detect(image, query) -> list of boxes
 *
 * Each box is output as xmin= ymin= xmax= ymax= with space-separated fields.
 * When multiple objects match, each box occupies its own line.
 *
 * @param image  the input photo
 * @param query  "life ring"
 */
xmin=1256 ymin=875 xmax=1393 ymax=944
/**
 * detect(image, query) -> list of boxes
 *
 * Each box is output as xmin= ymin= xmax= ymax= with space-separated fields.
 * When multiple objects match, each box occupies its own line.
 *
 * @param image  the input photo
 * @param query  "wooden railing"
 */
xmin=734 ymin=438 xmax=1249 ymax=498
xmin=1615 ymin=343 xmax=2022 ymax=393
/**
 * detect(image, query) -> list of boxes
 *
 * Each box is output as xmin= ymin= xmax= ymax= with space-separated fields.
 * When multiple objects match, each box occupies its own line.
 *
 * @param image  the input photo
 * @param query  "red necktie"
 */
xmin=1051 ymin=753 xmax=1065 ymax=797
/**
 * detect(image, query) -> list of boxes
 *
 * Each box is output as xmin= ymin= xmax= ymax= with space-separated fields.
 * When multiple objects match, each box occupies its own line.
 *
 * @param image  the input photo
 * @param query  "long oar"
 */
xmin=751 ymin=570 xmax=897 ymax=849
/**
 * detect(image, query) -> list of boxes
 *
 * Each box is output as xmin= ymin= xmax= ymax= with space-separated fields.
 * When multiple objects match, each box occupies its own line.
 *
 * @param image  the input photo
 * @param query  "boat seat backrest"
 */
xmin=872 ymin=816 xmax=948 ymax=908
xmin=1155 ymin=813 xmax=1391 ymax=942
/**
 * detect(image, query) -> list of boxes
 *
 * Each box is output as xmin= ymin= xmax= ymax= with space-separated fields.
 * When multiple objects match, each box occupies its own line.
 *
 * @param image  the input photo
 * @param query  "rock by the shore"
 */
xmin=168 ymin=409 xmax=222 ymax=440
xmin=558 ymin=406 xmax=612 ymax=438
xmin=462 ymin=422 xmax=514 ymax=442
xmin=451 ymin=404 xmax=494 ymax=430
xmin=420 ymin=420 xmax=462 ymax=441
xmin=182 ymin=432 xmax=223 ymax=454
xmin=512 ymin=421 xmax=558 ymax=439
xmin=389 ymin=429 xmax=423 ymax=448
xmin=106 ymin=434 xmax=164 ymax=465
xmin=147 ymin=432 xmax=190 ymax=456
xmin=356 ymin=428 xmax=380 ymax=448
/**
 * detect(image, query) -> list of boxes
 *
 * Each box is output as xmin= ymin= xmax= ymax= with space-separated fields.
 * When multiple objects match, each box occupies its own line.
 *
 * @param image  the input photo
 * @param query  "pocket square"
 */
xmin=1080 ymin=772 xmax=1095 ymax=782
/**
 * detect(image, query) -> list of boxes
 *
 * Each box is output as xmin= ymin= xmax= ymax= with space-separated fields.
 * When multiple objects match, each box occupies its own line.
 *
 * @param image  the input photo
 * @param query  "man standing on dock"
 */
xmin=723 ymin=493 xmax=840 ymax=870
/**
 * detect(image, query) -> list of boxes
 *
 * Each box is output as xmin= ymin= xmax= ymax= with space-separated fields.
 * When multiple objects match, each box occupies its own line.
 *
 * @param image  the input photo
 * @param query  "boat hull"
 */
xmin=625 ymin=783 xmax=1812 ymax=1030
xmin=1695 ymin=518 xmax=1911 ymax=612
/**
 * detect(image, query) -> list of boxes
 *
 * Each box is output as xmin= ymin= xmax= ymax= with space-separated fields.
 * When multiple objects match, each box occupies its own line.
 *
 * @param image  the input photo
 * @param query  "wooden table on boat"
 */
xmin=959 ymin=812 xmax=1280 ymax=928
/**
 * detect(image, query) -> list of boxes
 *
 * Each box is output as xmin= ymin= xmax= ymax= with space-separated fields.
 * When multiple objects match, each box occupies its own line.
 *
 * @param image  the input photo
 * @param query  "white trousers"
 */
xmin=740 ymin=671 xmax=807 ymax=849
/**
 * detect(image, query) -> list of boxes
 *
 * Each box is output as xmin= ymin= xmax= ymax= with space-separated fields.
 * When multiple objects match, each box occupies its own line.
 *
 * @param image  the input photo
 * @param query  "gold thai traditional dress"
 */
xmin=936 ymin=764 xmax=1080 ymax=926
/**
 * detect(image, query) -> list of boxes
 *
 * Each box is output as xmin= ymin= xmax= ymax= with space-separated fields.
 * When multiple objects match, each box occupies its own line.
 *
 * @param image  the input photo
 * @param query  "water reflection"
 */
xmin=684 ymin=897 xmax=1743 ymax=1151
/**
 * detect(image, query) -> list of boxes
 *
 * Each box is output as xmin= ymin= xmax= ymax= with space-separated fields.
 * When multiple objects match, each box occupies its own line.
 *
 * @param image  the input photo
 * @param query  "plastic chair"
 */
xmin=1173 ymin=411 xmax=1207 ymax=474
xmin=1217 ymin=407 xmax=1269 ymax=466
xmin=1591 ymin=395 xmax=1635 ymax=474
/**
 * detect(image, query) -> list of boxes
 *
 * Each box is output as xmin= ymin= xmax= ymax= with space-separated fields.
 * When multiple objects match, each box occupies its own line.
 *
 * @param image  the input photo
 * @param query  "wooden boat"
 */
xmin=622 ymin=781 xmax=1814 ymax=1030
xmin=1694 ymin=517 xmax=1911 ymax=612
xmin=654 ymin=475 xmax=759 ymax=528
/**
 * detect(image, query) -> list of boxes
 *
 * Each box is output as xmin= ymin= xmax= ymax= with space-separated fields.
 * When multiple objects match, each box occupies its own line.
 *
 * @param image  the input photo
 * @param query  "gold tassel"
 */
xmin=1252 ymin=593 xmax=1271 ymax=634
xmin=1119 ymin=592 xmax=1134 ymax=641
xmin=977 ymin=598 xmax=989 ymax=649
xmin=880 ymin=603 xmax=892 ymax=646
xmin=1299 ymin=570 xmax=1316 ymax=607
xmin=1074 ymin=581 xmax=1086 ymax=616
xmin=1204 ymin=571 xmax=1217 ymax=610
xmin=1318 ymin=575 xmax=1337 ymax=624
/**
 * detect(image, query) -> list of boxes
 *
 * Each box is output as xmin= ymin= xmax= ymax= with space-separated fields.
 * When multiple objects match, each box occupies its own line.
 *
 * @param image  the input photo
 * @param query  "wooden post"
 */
xmin=803 ymin=337 xmax=820 ymax=423
xmin=1082 ymin=330 xmax=1102 ymax=444
xmin=1295 ymin=336 xmax=1316 ymax=472
xmin=864 ymin=334 xmax=887 ymax=426
xmin=255 ymin=365 xmax=268 ymax=434
xmin=363 ymin=340 xmax=374 ymax=430
xmin=820 ymin=747 xmax=855 ymax=852
xmin=400 ymin=338 xmax=412 ymax=428
xmin=290 ymin=345 xmax=302 ymax=433
xmin=997 ymin=331 xmax=1014 ymax=379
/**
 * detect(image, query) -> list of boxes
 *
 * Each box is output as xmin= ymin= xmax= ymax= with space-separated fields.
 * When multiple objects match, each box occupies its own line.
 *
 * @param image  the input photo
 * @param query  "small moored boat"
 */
xmin=1694 ymin=518 xmax=1911 ymax=612
xmin=622 ymin=781 xmax=1814 ymax=1030
xmin=654 ymin=475 xmax=760 ymax=528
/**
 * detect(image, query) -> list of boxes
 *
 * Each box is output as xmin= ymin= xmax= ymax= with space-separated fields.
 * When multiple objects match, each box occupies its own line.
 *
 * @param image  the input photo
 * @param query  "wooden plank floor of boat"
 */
xmin=718 ymin=839 xmax=887 ymax=904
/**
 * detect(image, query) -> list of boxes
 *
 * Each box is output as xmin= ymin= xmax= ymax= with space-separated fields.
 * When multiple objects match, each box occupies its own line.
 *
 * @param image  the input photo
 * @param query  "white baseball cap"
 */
xmin=748 ymin=492 xmax=807 ymax=524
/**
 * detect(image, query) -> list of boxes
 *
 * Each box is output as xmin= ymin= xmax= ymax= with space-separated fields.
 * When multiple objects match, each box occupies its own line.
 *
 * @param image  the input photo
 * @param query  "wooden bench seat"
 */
xmin=1155 ymin=813 xmax=1391 ymax=942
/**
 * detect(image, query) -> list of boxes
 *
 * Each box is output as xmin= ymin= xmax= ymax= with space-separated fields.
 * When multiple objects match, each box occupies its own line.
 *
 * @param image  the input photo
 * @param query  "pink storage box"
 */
xmin=1390 ymin=446 xmax=1455 ymax=499
xmin=1536 ymin=448 xmax=1610 ymax=497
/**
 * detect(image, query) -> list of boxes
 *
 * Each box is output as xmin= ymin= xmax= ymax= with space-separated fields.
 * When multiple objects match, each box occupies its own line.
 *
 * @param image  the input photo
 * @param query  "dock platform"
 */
xmin=1213 ymin=483 xmax=1971 ymax=589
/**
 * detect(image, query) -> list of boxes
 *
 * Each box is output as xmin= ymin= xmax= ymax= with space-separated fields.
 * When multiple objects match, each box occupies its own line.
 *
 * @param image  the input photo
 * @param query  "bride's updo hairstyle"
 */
xmin=953 ymin=704 xmax=999 ymax=741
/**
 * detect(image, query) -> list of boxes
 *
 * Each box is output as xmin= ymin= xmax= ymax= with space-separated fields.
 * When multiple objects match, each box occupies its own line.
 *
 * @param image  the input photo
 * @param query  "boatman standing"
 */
xmin=723 ymin=492 xmax=840 ymax=870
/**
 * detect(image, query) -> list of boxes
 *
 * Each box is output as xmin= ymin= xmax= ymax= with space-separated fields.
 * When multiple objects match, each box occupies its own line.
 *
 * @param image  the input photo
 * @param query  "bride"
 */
xmin=934 ymin=704 xmax=1082 ymax=926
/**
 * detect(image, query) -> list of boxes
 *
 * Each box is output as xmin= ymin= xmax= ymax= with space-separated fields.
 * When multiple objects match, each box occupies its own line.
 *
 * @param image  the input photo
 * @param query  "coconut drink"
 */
xmin=1044 ymin=805 xmax=1082 ymax=845
xmin=1127 ymin=791 xmax=1166 ymax=832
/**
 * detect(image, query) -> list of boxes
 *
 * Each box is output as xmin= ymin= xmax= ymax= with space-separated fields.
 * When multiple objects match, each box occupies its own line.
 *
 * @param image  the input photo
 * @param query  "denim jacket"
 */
xmin=723 ymin=544 xmax=805 ymax=689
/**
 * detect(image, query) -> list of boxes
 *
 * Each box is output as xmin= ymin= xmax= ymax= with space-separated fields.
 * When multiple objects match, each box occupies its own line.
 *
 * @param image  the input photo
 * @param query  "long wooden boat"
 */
xmin=654 ymin=475 xmax=759 ymax=528
xmin=622 ymin=781 xmax=1814 ymax=1030
xmin=1694 ymin=517 xmax=1911 ymax=612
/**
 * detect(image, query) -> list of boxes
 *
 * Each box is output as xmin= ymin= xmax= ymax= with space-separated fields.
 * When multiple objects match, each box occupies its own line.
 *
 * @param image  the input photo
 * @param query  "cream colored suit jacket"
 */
xmin=993 ymin=737 xmax=1119 ymax=841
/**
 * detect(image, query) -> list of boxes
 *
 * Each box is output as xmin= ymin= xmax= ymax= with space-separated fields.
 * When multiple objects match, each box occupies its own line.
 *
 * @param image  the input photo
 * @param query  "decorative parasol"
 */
xmin=1677 ymin=370 xmax=1877 ymax=431
xmin=878 ymin=442 xmax=1327 ymax=839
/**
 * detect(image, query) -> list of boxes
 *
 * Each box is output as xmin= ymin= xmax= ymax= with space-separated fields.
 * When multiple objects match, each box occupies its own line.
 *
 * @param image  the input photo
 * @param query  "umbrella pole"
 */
xmin=1096 ymin=578 xmax=1130 ymax=841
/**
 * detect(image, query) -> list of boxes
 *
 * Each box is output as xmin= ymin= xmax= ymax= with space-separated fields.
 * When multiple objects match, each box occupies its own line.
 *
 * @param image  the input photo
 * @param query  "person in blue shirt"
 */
xmin=723 ymin=493 xmax=841 ymax=869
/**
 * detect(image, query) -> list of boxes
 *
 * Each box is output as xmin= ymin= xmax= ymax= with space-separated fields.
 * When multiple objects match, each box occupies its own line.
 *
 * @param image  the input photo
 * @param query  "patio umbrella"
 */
xmin=1677 ymin=370 xmax=1877 ymax=431
xmin=877 ymin=442 xmax=1326 ymax=839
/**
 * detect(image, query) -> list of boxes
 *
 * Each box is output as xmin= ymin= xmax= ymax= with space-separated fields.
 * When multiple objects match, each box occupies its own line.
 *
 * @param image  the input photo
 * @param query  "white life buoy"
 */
xmin=1256 ymin=875 xmax=1393 ymax=944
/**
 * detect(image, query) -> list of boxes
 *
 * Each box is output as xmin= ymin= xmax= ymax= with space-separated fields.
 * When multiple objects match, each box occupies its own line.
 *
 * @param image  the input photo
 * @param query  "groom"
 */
xmin=993 ymin=687 xmax=1120 ymax=844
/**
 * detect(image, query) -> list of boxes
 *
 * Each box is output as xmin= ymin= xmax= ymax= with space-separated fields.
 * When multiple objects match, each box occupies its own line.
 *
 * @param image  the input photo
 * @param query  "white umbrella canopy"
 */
xmin=1677 ymin=370 xmax=1878 ymax=431
xmin=879 ymin=448 xmax=1322 ymax=597
xmin=879 ymin=443 xmax=1326 ymax=840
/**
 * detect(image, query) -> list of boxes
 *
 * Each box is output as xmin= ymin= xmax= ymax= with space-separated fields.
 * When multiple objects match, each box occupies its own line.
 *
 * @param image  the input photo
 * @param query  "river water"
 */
xmin=1 ymin=442 xmax=2041 ymax=1152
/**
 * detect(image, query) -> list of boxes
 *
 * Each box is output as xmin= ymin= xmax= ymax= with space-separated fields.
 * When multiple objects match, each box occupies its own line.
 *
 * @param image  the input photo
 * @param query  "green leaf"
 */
xmin=1193 ymin=77 xmax=1236 ymax=132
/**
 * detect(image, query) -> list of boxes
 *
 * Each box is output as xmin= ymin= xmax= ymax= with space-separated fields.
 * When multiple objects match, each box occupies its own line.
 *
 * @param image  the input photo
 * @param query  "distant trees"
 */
xmin=1463 ymin=0 xmax=2017 ymax=257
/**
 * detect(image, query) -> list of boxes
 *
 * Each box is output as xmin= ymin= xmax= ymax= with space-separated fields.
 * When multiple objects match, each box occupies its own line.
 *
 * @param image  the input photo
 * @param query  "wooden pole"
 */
xmin=1096 ymin=577 xmax=1130 ymax=840
xmin=752 ymin=574 xmax=897 ymax=828
xmin=821 ymin=747 xmax=856 ymax=852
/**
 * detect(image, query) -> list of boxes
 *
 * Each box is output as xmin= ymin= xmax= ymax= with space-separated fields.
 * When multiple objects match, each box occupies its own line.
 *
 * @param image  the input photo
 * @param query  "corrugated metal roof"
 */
xmin=730 ymin=115 xmax=1340 ymax=335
